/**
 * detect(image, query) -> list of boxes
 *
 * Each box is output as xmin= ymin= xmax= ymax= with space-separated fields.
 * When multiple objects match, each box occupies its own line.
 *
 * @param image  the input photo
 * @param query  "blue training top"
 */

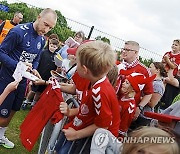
xmin=0 ymin=22 xmax=45 ymax=82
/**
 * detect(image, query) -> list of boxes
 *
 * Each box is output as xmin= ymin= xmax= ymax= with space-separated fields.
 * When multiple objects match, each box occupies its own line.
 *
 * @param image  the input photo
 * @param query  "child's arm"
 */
xmin=164 ymin=69 xmax=179 ymax=87
xmin=59 ymin=102 xmax=79 ymax=117
xmin=0 ymin=81 xmax=19 ymax=105
xmin=164 ymin=55 xmax=177 ymax=69
xmin=63 ymin=124 xmax=100 ymax=141
xmin=33 ymin=79 xmax=49 ymax=85
xmin=59 ymin=82 xmax=76 ymax=94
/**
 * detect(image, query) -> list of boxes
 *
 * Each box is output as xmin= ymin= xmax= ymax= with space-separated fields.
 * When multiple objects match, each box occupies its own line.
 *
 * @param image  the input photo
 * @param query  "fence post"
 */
xmin=87 ymin=26 xmax=94 ymax=39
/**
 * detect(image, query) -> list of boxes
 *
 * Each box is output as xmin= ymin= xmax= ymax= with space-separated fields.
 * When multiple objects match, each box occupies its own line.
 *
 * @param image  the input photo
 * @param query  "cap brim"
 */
xmin=67 ymin=40 xmax=94 ymax=56
xmin=67 ymin=48 xmax=77 ymax=56
xmin=144 ymin=111 xmax=180 ymax=123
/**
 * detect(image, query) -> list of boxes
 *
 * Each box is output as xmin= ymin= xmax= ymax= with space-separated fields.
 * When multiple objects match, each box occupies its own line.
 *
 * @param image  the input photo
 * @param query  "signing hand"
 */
xmin=31 ymin=69 xmax=42 ymax=79
xmin=23 ymin=62 xmax=33 ymax=72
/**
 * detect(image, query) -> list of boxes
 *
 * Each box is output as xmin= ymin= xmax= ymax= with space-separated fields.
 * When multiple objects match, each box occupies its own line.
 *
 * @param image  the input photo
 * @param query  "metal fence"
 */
xmin=66 ymin=17 xmax=163 ymax=61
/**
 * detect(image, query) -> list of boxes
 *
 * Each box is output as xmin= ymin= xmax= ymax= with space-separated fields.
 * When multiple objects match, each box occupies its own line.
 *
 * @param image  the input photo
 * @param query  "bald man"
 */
xmin=0 ymin=8 xmax=57 ymax=149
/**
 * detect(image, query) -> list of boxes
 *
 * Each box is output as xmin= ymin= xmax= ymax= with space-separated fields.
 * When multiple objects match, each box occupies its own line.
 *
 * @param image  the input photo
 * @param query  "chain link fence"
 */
xmin=3 ymin=0 xmax=163 ymax=61
xmin=66 ymin=17 xmax=162 ymax=61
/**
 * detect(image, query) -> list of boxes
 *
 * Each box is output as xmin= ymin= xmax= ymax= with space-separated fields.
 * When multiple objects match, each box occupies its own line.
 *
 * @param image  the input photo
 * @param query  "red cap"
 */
xmin=125 ymin=73 xmax=156 ymax=93
xmin=144 ymin=111 xmax=180 ymax=123
xmin=67 ymin=48 xmax=77 ymax=56
xmin=67 ymin=40 xmax=93 ymax=56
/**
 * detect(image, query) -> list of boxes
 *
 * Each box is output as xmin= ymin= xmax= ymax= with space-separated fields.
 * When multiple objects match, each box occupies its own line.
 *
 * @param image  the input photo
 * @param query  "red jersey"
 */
xmin=20 ymin=83 xmax=64 ymax=151
xmin=163 ymin=51 xmax=180 ymax=75
xmin=119 ymin=97 xmax=136 ymax=135
xmin=65 ymin=76 xmax=120 ymax=137
xmin=72 ymin=71 xmax=90 ymax=103
xmin=118 ymin=59 xmax=153 ymax=104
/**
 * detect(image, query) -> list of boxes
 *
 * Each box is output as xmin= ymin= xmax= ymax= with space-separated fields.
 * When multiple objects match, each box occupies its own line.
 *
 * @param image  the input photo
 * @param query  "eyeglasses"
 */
xmin=121 ymin=48 xmax=137 ymax=52
xmin=16 ymin=15 xmax=23 ymax=20
xmin=74 ymin=35 xmax=83 ymax=39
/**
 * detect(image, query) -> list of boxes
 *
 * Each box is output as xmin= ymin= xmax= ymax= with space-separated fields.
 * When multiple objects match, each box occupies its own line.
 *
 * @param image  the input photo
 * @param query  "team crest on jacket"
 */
xmin=37 ymin=42 xmax=41 ymax=49
xmin=73 ymin=116 xmax=82 ymax=126
xmin=1 ymin=109 xmax=8 ymax=116
xmin=81 ymin=104 xmax=89 ymax=115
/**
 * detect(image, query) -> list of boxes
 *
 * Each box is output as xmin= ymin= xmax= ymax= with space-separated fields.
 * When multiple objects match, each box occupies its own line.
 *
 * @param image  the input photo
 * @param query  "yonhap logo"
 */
xmin=94 ymin=132 xmax=109 ymax=148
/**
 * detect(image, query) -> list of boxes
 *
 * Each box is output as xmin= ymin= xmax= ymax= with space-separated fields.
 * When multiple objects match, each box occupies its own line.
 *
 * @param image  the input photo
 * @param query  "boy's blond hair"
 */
xmin=122 ymin=126 xmax=179 ymax=154
xmin=107 ymin=65 xmax=118 ymax=88
xmin=76 ymin=40 xmax=116 ymax=77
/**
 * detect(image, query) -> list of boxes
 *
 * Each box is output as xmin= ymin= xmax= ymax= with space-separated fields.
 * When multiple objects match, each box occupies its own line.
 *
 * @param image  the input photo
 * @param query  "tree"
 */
xmin=0 ymin=1 xmax=74 ymax=42
xmin=95 ymin=35 xmax=111 ymax=44
xmin=139 ymin=56 xmax=153 ymax=67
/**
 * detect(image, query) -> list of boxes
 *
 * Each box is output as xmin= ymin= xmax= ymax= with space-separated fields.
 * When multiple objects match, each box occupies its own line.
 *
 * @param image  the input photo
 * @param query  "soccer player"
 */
xmin=0 ymin=8 xmax=57 ymax=148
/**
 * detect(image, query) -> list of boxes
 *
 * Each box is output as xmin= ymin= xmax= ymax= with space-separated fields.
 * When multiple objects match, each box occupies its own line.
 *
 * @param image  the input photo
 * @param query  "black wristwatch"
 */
xmin=138 ymin=105 xmax=144 ymax=112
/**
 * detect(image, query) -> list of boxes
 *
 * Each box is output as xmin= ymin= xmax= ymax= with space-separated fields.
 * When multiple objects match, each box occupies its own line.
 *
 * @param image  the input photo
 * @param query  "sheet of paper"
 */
xmin=13 ymin=61 xmax=28 ymax=82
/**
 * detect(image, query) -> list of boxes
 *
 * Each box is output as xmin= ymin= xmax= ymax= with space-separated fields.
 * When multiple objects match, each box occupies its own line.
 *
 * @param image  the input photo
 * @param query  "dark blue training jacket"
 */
xmin=0 ymin=22 xmax=45 ymax=82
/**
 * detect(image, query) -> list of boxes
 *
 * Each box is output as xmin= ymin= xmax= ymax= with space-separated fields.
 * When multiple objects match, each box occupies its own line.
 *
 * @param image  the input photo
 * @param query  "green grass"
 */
xmin=0 ymin=109 xmax=40 ymax=154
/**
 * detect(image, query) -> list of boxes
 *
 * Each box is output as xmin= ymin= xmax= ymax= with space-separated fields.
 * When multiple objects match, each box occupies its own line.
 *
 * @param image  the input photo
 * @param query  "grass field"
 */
xmin=0 ymin=109 xmax=40 ymax=154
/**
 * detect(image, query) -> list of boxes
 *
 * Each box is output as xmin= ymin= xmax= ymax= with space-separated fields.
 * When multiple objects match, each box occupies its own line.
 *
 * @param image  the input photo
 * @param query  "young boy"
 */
xmin=60 ymin=47 xmax=77 ymax=80
xmin=55 ymin=40 xmax=120 ymax=153
xmin=162 ymin=39 xmax=180 ymax=76
xmin=118 ymin=72 xmax=156 ymax=136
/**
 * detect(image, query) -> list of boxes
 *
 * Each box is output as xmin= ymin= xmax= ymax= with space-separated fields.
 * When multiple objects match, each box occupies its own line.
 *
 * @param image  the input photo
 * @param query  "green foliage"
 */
xmin=115 ymin=50 xmax=121 ymax=61
xmin=0 ymin=1 xmax=74 ymax=42
xmin=139 ymin=56 xmax=154 ymax=67
xmin=95 ymin=35 xmax=111 ymax=44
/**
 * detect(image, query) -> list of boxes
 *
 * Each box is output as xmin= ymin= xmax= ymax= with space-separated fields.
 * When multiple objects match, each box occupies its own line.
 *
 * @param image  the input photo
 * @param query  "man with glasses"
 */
xmin=0 ymin=11 xmax=23 ymax=44
xmin=117 ymin=41 xmax=154 ymax=128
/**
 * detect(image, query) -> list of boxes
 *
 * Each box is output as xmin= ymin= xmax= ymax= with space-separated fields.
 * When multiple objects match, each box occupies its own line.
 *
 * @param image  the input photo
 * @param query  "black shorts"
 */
xmin=31 ymin=84 xmax=47 ymax=93
xmin=0 ymin=80 xmax=26 ymax=118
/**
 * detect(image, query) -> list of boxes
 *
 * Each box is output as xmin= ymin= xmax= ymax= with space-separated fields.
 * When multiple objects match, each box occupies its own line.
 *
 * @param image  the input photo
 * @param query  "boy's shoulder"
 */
xmin=92 ymin=77 xmax=116 ymax=95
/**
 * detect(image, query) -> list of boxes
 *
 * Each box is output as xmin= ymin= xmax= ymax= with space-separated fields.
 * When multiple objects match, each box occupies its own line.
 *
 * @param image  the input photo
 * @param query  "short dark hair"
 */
xmin=49 ymin=38 xmax=59 ymax=46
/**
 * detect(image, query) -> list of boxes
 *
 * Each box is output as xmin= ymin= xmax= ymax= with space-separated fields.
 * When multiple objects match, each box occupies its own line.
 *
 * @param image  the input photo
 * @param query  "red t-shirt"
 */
xmin=72 ymin=72 xmax=90 ymax=103
xmin=65 ymin=75 xmax=120 ymax=137
xmin=119 ymin=97 xmax=136 ymax=135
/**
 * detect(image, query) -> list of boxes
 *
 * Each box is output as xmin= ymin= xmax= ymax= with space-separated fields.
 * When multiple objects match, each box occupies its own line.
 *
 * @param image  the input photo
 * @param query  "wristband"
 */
xmin=138 ymin=105 xmax=144 ymax=112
